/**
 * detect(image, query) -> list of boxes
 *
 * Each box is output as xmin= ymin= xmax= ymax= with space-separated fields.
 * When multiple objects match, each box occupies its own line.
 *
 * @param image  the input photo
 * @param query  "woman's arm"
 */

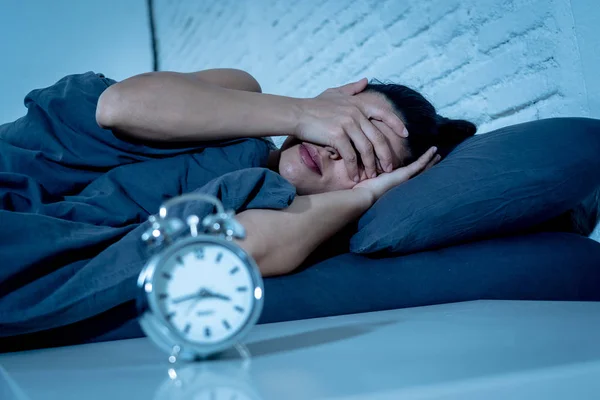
xmin=237 ymin=147 xmax=439 ymax=277
xmin=189 ymin=68 xmax=262 ymax=93
xmin=96 ymin=70 xmax=299 ymax=142
xmin=235 ymin=188 xmax=374 ymax=277
xmin=96 ymin=68 xmax=409 ymax=181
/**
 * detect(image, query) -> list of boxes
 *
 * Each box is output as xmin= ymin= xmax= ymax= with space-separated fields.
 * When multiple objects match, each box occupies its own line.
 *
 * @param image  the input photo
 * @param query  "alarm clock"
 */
xmin=137 ymin=194 xmax=264 ymax=362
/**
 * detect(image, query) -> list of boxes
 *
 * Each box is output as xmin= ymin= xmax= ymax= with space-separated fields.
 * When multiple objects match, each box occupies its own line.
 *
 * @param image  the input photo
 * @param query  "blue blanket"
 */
xmin=0 ymin=72 xmax=296 ymax=337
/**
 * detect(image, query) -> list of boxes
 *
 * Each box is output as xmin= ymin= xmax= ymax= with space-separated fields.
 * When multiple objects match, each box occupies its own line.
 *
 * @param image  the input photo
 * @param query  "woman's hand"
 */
xmin=295 ymin=78 xmax=409 ymax=182
xmin=352 ymin=147 xmax=440 ymax=204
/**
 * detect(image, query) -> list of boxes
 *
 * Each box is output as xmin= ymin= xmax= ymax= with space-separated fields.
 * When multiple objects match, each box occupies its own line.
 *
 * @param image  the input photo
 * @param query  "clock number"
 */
xmin=222 ymin=320 xmax=231 ymax=330
xmin=195 ymin=249 xmax=204 ymax=259
xmin=215 ymin=252 xmax=223 ymax=263
xmin=234 ymin=306 xmax=244 ymax=313
xmin=175 ymin=256 xmax=184 ymax=265
xmin=236 ymin=286 xmax=248 ymax=292
xmin=166 ymin=312 xmax=175 ymax=321
xmin=161 ymin=272 xmax=172 ymax=280
xmin=204 ymin=327 xmax=211 ymax=338
xmin=184 ymin=323 xmax=191 ymax=334
xmin=229 ymin=266 xmax=239 ymax=275
xmin=158 ymin=293 xmax=168 ymax=300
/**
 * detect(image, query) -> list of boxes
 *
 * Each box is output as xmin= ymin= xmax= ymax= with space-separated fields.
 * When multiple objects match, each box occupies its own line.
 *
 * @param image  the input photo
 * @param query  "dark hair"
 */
xmin=366 ymin=81 xmax=476 ymax=163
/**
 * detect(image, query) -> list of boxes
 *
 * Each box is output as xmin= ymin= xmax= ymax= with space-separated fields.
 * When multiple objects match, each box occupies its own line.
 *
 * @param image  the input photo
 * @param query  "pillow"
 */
xmin=262 ymin=232 xmax=600 ymax=323
xmin=351 ymin=118 xmax=600 ymax=254
xmin=530 ymin=187 xmax=600 ymax=238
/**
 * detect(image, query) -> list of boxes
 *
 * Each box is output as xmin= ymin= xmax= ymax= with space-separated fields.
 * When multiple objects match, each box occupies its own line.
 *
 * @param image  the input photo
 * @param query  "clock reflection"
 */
xmin=153 ymin=350 xmax=262 ymax=400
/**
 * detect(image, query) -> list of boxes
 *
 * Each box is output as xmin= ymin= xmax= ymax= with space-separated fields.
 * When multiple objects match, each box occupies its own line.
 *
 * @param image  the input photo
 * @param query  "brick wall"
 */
xmin=153 ymin=0 xmax=599 ymax=240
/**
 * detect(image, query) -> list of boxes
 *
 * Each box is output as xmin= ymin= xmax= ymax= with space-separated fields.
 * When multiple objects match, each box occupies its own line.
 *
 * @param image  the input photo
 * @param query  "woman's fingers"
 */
xmin=352 ymin=147 xmax=440 ymax=202
xmin=333 ymin=133 xmax=360 ymax=182
xmin=334 ymin=78 xmax=369 ymax=96
xmin=404 ymin=147 xmax=438 ymax=179
xmin=358 ymin=116 xmax=394 ymax=175
xmin=375 ymin=158 xmax=383 ymax=174
xmin=365 ymin=105 xmax=409 ymax=138
xmin=424 ymin=154 xmax=442 ymax=171
xmin=344 ymin=121 xmax=376 ymax=180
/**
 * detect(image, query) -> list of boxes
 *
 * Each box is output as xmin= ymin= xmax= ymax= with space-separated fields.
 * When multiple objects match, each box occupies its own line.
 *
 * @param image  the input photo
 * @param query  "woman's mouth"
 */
xmin=299 ymin=144 xmax=322 ymax=175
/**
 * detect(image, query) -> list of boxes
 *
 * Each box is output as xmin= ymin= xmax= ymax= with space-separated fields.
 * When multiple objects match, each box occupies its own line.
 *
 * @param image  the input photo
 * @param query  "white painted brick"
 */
xmin=271 ymin=1 xmax=314 ymax=37
xmin=377 ymin=0 xmax=410 ymax=28
xmin=345 ymin=30 xmax=392 ymax=78
xmin=274 ymin=17 xmax=320 ymax=59
xmin=367 ymin=45 xmax=426 ymax=82
xmin=402 ymin=35 xmax=474 ymax=89
xmin=332 ymin=0 xmax=371 ymax=33
xmin=477 ymin=0 xmax=550 ymax=53
xmin=387 ymin=0 xmax=459 ymax=47
xmin=348 ymin=12 xmax=382 ymax=47
xmin=422 ymin=7 xmax=471 ymax=48
xmin=428 ymin=26 xmax=558 ymax=107
xmin=468 ymin=0 xmax=515 ymax=24
xmin=436 ymin=99 xmax=488 ymax=128
xmin=535 ymin=95 xmax=587 ymax=119
xmin=477 ymin=104 xmax=540 ymax=134
xmin=486 ymin=73 xmax=557 ymax=118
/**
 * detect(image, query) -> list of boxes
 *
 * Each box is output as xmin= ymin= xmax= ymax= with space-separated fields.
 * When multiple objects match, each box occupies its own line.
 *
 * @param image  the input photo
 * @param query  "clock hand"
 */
xmin=180 ymin=289 xmax=231 ymax=316
xmin=171 ymin=291 xmax=201 ymax=304
xmin=210 ymin=292 xmax=231 ymax=301
xmin=202 ymin=289 xmax=231 ymax=301
xmin=186 ymin=288 xmax=211 ymax=315
xmin=172 ymin=288 xmax=211 ymax=305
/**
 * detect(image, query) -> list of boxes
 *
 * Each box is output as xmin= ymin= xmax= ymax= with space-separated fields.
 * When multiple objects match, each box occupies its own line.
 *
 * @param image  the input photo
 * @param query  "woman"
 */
xmin=0 ymin=69 xmax=476 ymax=342
xmin=96 ymin=68 xmax=476 ymax=276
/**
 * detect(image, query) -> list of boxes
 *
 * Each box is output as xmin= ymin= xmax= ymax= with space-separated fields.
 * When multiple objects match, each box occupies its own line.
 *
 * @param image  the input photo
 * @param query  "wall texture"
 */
xmin=153 ymin=0 xmax=599 ymax=239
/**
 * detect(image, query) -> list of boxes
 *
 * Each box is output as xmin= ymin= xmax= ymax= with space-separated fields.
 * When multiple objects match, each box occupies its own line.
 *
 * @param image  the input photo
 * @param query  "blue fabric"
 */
xmin=2 ymin=231 xmax=598 ymax=351
xmin=264 ymin=232 xmax=600 ymax=322
xmin=0 ymin=72 xmax=296 ymax=338
xmin=351 ymin=118 xmax=600 ymax=254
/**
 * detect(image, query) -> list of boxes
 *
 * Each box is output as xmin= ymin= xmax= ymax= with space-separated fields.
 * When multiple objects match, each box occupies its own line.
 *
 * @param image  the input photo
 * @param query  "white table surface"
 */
xmin=1 ymin=300 xmax=600 ymax=400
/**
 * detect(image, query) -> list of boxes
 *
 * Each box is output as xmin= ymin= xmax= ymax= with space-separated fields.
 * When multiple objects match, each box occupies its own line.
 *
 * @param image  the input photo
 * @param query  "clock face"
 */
xmin=151 ymin=242 xmax=258 ymax=345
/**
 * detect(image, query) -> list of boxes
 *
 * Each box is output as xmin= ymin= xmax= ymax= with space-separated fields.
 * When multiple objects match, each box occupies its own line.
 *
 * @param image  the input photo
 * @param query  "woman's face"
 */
xmin=278 ymin=92 xmax=410 ymax=195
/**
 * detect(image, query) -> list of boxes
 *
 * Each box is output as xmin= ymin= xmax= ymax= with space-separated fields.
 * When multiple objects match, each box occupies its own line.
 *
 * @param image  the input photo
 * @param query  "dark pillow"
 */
xmin=351 ymin=118 xmax=600 ymax=254
xmin=262 ymin=232 xmax=600 ymax=323
xmin=529 ymin=187 xmax=600 ymax=238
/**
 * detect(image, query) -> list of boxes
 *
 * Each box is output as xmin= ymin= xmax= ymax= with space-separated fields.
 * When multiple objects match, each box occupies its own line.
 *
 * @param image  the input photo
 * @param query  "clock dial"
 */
xmin=152 ymin=243 xmax=257 ymax=344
